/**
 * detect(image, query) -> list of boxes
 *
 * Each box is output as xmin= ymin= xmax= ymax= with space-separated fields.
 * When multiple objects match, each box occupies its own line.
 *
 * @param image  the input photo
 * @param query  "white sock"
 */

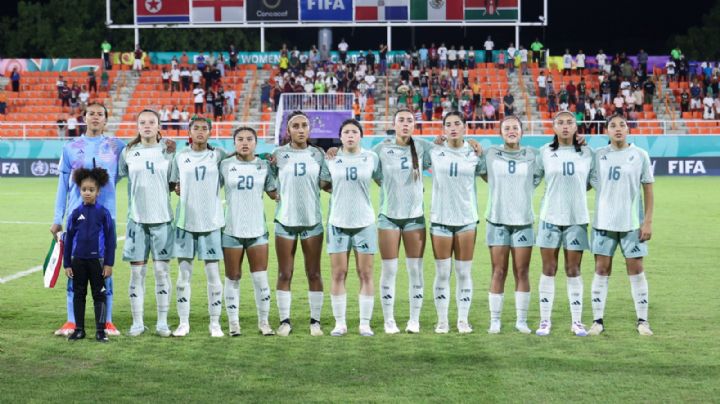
xmin=489 ymin=292 xmax=504 ymax=322
xmin=154 ymin=261 xmax=171 ymax=327
xmin=308 ymin=291 xmax=324 ymax=322
xmin=515 ymin=291 xmax=530 ymax=324
xmin=205 ymin=262 xmax=222 ymax=324
xmin=251 ymin=271 xmax=271 ymax=323
xmin=629 ymin=272 xmax=649 ymax=321
xmin=224 ymin=277 xmax=240 ymax=325
xmin=406 ymin=258 xmax=424 ymax=323
xmin=176 ymin=260 xmax=193 ymax=324
xmin=380 ymin=259 xmax=398 ymax=322
xmin=276 ymin=290 xmax=291 ymax=322
xmin=591 ymin=274 xmax=609 ymax=321
xmin=567 ymin=275 xmax=584 ymax=323
xmin=454 ymin=260 xmax=473 ymax=323
xmin=331 ymin=293 xmax=347 ymax=327
xmin=538 ymin=274 xmax=555 ymax=322
xmin=129 ymin=264 xmax=147 ymax=327
xmin=359 ymin=294 xmax=374 ymax=327
xmin=433 ymin=258 xmax=452 ymax=324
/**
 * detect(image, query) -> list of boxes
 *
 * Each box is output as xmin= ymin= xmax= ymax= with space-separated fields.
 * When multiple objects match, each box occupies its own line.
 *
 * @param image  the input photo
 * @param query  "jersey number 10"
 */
xmin=562 ymin=161 xmax=575 ymax=176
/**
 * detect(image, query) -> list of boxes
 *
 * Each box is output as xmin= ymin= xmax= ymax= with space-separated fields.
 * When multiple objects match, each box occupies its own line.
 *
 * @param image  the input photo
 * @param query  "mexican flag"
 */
xmin=464 ymin=0 xmax=519 ymax=20
xmin=411 ymin=0 xmax=463 ymax=20
xmin=42 ymin=234 xmax=63 ymax=288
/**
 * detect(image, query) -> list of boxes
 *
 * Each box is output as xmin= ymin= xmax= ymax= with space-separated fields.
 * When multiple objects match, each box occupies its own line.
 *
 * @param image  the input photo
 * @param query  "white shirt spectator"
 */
xmin=171 ymin=68 xmax=180 ymax=82
xmin=193 ymin=88 xmax=205 ymax=103
xmin=438 ymin=46 xmax=448 ymax=61
xmin=181 ymin=69 xmax=191 ymax=80
xmin=191 ymin=69 xmax=202 ymax=84
xmin=159 ymin=108 xmax=170 ymax=121
xmin=448 ymin=49 xmax=457 ymax=62
xmin=666 ymin=60 xmax=676 ymax=75
xmin=305 ymin=68 xmax=315 ymax=80
xmin=703 ymin=96 xmax=715 ymax=119
xmin=458 ymin=48 xmax=467 ymax=60
xmin=537 ymin=75 xmax=546 ymax=88
xmin=79 ymin=90 xmax=89 ymax=104
xmin=519 ymin=48 xmax=528 ymax=62
xmin=365 ymin=74 xmax=376 ymax=88
xmin=171 ymin=108 xmax=180 ymax=120
xmin=484 ymin=40 xmax=494 ymax=51
xmin=225 ymin=90 xmax=236 ymax=108
xmin=596 ymin=53 xmax=607 ymax=69
xmin=563 ymin=53 xmax=573 ymax=69
xmin=507 ymin=46 xmax=516 ymax=59
xmin=576 ymin=53 xmax=586 ymax=68
xmin=338 ymin=40 xmax=349 ymax=52
xmin=304 ymin=82 xmax=314 ymax=93
xmin=620 ymin=81 xmax=631 ymax=97
xmin=161 ymin=71 xmax=170 ymax=81
xmin=67 ymin=117 xmax=77 ymax=130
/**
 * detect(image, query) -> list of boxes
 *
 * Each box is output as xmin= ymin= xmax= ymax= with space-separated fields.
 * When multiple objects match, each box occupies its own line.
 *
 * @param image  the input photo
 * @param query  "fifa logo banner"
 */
xmin=300 ymin=0 xmax=353 ymax=21
xmin=247 ymin=0 xmax=299 ymax=21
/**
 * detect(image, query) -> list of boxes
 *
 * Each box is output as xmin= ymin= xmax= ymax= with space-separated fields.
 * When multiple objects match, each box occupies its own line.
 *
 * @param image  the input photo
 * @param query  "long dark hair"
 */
xmin=282 ymin=110 xmax=310 ymax=146
xmin=394 ymin=108 xmax=420 ymax=181
xmin=187 ymin=116 xmax=214 ymax=150
xmin=338 ymin=118 xmax=364 ymax=139
xmin=226 ymin=126 xmax=258 ymax=159
xmin=550 ymin=111 xmax=581 ymax=152
xmin=128 ymin=109 xmax=162 ymax=149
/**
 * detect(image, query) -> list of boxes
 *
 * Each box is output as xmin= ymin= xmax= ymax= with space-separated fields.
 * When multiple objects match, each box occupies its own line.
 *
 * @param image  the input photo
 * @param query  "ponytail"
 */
xmin=408 ymin=136 xmax=420 ymax=181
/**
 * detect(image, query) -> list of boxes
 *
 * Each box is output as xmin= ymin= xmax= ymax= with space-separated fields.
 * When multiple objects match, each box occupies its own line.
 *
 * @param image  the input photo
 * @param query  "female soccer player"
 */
xmin=320 ymin=119 xmax=381 ymax=337
xmin=587 ymin=114 xmax=654 ymax=336
xmin=534 ymin=112 xmax=593 ymax=337
xmin=170 ymin=117 xmax=227 ymax=337
xmin=479 ymin=115 xmax=542 ymax=334
xmin=271 ymin=111 xmax=327 ymax=337
xmin=220 ymin=127 xmax=277 ymax=337
xmin=119 ymin=109 xmax=175 ymax=337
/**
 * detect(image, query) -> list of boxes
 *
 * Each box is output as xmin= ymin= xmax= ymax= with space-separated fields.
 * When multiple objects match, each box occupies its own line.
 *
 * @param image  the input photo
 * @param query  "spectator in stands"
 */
xmin=180 ymin=106 xmax=190 ymax=130
xmin=224 ymin=87 xmax=236 ymax=115
xmin=497 ymin=49 xmax=506 ymax=70
xmin=637 ymin=49 xmax=649 ymax=75
xmin=548 ymin=88 xmax=558 ymax=113
xmin=458 ymin=45 xmax=467 ymax=69
xmin=193 ymin=86 xmax=205 ymax=114
xmin=576 ymin=50 xmax=586 ymax=75
xmin=170 ymin=65 xmax=181 ymax=94
xmin=467 ymin=46 xmax=476 ymax=69
xmin=620 ymin=60 xmax=634 ymax=80
xmin=503 ymin=90 xmax=515 ymax=116
xmin=366 ymin=48 xmax=376 ymax=71
xmin=180 ymin=67 xmax=191 ymax=92
xmin=100 ymin=69 xmax=109 ymax=92
xmin=101 ymin=39 xmax=112 ymax=70
xmin=714 ymin=95 xmax=720 ymax=120
xmin=613 ymin=93 xmax=625 ymax=115
xmin=448 ymin=45 xmax=457 ymax=69
xmin=578 ymin=77 xmax=587 ymax=98
xmin=678 ymin=56 xmax=689 ymax=82
xmin=77 ymin=113 xmax=86 ymax=136
xmin=633 ymin=85 xmax=644 ymax=111
xmin=57 ymin=75 xmax=65 ymax=98
xmin=702 ymin=92 xmax=714 ymax=119
xmin=640 ymin=76 xmax=655 ymax=105
xmin=678 ymin=89 xmax=690 ymax=113
xmin=482 ymin=99 xmax=496 ymax=129
xmin=279 ymin=51 xmax=289 ymax=75
xmin=133 ymin=45 xmax=144 ymax=76
xmin=204 ymin=89 xmax=215 ymax=114
xmin=56 ymin=115 xmax=66 ymax=138
xmin=67 ymin=115 xmax=79 ymax=137
xmin=689 ymin=80 xmax=702 ymax=111
xmin=519 ymin=45 xmax=529 ymax=75
xmin=596 ymin=49 xmax=608 ymax=73
xmin=0 ymin=89 xmax=6 ymax=114
xmin=338 ymin=38 xmax=349 ymax=64
xmin=10 ymin=68 xmax=20 ymax=92
xmin=438 ymin=43 xmax=448 ymax=69
xmin=229 ymin=44 xmax=238 ymax=71
xmin=484 ymin=36 xmax=494 ymax=64
xmin=352 ymin=98 xmax=361 ymax=121
xmin=70 ymin=82 xmax=80 ymax=115
xmin=60 ymin=82 xmax=71 ymax=110
xmin=170 ymin=106 xmax=180 ymax=135
xmin=378 ymin=43 xmax=388 ymax=76
xmin=160 ymin=106 xmax=170 ymax=130
xmin=506 ymin=43 xmax=516 ymax=73
xmin=87 ymin=68 xmax=97 ymax=94
xmin=191 ymin=66 xmax=202 ymax=89
xmin=625 ymin=90 xmax=637 ymax=113
xmin=537 ymin=70 xmax=547 ymax=98
xmin=566 ymin=80 xmax=577 ymax=105
xmin=213 ymin=91 xmax=224 ymax=121
xmin=563 ymin=50 xmax=573 ymax=76
xmin=79 ymin=86 xmax=90 ymax=113
xmin=161 ymin=67 xmax=170 ymax=91
xmin=530 ymin=38 xmax=543 ymax=66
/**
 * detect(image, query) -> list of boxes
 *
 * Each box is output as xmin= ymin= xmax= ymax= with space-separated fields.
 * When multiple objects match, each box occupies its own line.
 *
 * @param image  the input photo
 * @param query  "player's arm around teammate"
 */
xmin=169 ymin=117 xmax=227 ymax=337
xmin=119 ymin=109 xmax=176 ymax=337
xmin=534 ymin=112 xmax=594 ymax=337
xmin=586 ymin=114 xmax=655 ymax=336
xmin=427 ymin=112 xmax=482 ymax=334
xmin=220 ymin=127 xmax=277 ymax=337
xmin=479 ymin=116 xmax=542 ymax=335
xmin=320 ymin=119 xmax=381 ymax=337
xmin=271 ymin=111 xmax=326 ymax=337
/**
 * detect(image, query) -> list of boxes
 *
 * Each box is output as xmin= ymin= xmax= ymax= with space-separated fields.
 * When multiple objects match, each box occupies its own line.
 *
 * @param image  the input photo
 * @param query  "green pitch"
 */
xmin=0 ymin=177 xmax=718 ymax=401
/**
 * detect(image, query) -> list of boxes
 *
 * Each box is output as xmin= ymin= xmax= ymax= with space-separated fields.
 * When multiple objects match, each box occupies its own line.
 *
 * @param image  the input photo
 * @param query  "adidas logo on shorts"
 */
xmin=630 ymin=246 xmax=641 ymax=253
xmin=570 ymin=239 xmax=581 ymax=246
xmin=518 ymin=235 xmax=528 ymax=242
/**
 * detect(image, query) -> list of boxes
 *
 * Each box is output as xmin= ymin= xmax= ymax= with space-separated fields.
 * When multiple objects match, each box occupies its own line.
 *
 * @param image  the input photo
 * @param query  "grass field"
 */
xmin=1 ymin=177 xmax=719 ymax=402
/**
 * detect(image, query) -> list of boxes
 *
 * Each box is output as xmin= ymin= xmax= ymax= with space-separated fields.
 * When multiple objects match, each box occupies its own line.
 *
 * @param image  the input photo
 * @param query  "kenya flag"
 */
xmin=410 ymin=0 xmax=463 ymax=20
xmin=464 ymin=0 xmax=519 ymax=20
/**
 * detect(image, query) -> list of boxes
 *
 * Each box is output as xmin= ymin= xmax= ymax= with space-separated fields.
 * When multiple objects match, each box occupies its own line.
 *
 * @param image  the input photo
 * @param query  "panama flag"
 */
xmin=464 ymin=0 xmax=519 ymax=20
xmin=136 ymin=0 xmax=191 ymax=24
xmin=192 ymin=0 xmax=245 ymax=23
xmin=356 ymin=0 xmax=409 ymax=21
xmin=42 ymin=234 xmax=63 ymax=288
xmin=410 ymin=0 xmax=463 ymax=20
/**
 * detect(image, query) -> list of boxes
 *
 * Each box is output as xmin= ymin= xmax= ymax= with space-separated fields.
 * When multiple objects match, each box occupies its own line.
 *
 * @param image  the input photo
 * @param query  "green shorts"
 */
xmin=122 ymin=219 xmax=174 ymax=262
xmin=222 ymin=232 xmax=269 ymax=249
xmin=430 ymin=222 xmax=477 ymax=237
xmin=274 ymin=221 xmax=324 ymax=241
xmin=377 ymin=214 xmax=426 ymax=232
xmin=536 ymin=221 xmax=589 ymax=251
xmin=173 ymin=228 xmax=223 ymax=260
xmin=486 ymin=221 xmax=534 ymax=247
xmin=327 ymin=224 xmax=378 ymax=254
xmin=591 ymin=228 xmax=648 ymax=258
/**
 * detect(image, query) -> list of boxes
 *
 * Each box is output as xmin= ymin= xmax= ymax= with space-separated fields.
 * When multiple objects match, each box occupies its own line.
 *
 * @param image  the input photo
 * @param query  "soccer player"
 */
xmin=118 ymin=109 xmax=175 ymax=337
xmin=534 ymin=112 xmax=593 ymax=337
xmin=587 ymin=114 xmax=654 ymax=336
xmin=51 ymin=102 xmax=124 ymax=337
xmin=271 ymin=111 xmax=327 ymax=337
xmin=220 ymin=127 xmax=277 ymax=337
xmin=319 ymin=119 xmax=381 ymax=337
xmin=427 ymin=112 xmax=482 ymax=334
xmin=479 ymin=115 xmax=542 ymax=334
xmin=170 ymin=117 xmax=227 ymax=337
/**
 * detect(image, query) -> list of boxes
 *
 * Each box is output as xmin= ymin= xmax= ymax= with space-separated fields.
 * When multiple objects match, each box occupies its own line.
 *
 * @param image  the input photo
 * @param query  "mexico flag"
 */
xmin=42 ymin=234 xmax=63 ymax=288
xmin=410 ymin=0 xmax=463 ymax=20
xmin=356 ymin=0 xmax=410 ymax=21
xmin=464 ymin=0 xmax=519 ymax=20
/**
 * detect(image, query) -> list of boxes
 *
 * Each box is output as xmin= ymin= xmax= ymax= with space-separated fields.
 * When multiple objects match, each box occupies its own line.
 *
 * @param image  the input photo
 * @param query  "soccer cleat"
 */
xmin=229 ymin=322 xmax=241 ymax=337
xmin=55 ymin=321 xmax=76 ymax=336
xmin=384 ymin=319 xmax=400 ymax=334
xmin=535 ymin=320 xmax=552 ymax=336
xmin=359 ymin=325 xmax=375 ymax=337
xmin=515 ymin=321 xmax=532 ymax=334
xmin=587 ymin=321 xmax=605 ymax=336
xmin=156 ymin=324 xmax=172 ymax=337
xmin=95 ymin=330 xmax=109 ymax=342
xmin=405 ymin=320 xmax=420 ymax=334
xmin=330 ymin=324 xmax=347 ymax=337
xmin=172 ymin=323 xmax=190 ymax=337
xmin=258 ymin=322 xmax=275 ymax=336
xmin=571 ymin=321 xmax=588 ymax=337
xmin=276 ymin=321 xmax=292 ymax=337
xmin=67 ymin=329 xmax=86 ymax=341
xmin=637 ymin=320 xmax=654 ymax=336
xmin=309 ymin=322 xmax=324 ymax=337
xmin=209 ymin=323 xmax=225 ymax=338
xmin=434 ymin=322 xmax=450 ymax=334
xmin=105 ymin=322 xmax=121 ymax=336
xmin=128 ymin=324 xmax=147 ymax=337
xmin=488 ymin=320 xmax=501 ymax=334
xmin=457 ymin=321 xmax=473 ymax=334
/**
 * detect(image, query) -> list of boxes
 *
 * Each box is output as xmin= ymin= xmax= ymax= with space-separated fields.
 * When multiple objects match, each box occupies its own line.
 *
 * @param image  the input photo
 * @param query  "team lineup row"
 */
xmin=53 ymin=103 xmax=654 ymax=341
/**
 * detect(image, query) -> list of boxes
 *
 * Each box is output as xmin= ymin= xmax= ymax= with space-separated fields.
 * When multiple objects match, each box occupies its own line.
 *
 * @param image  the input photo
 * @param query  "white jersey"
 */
xmin=170 ymin=147 xmax=226 ymax=232
xmin=272 ymin=144 xmax=326 ymax=227
xmin=429 ymin=142 xmax=483 ymax=226
xmin=372 ymin=137 xmax=433 ymax=220
xmin=118 ymin=143 xmax=174 ymax=224
xmin=220 ymin=157 xmax=276 ymax=239
xmin=320 ymin=149 xmax=380 ymax=229
xmin=480 ymin=146 xmax=542 ymax=226
xmin=537 ymin=144 xmax=594 ymax=226
xmin=589 ymin=144 xmax=654 ymax=232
